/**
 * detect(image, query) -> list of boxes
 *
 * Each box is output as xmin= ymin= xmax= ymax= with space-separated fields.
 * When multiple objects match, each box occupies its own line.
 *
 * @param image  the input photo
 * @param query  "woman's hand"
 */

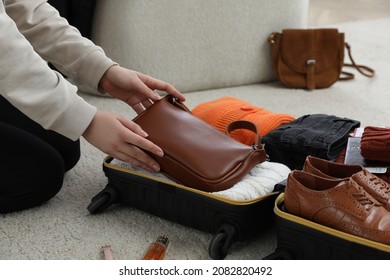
xmin=86 ymin=66 xmax=186 ymax=171
xmin=82 ymin=111 xmax=163 ymax=172
xmin=98 ymin=65 xmax=185 ymax=114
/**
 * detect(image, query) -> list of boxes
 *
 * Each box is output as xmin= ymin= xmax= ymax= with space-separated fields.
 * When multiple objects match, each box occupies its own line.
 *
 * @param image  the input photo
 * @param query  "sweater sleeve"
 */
xmin=4 ymin=0 xmax=116 ymax=94
xmin=0 ymin=2 xmax=97 ymax=141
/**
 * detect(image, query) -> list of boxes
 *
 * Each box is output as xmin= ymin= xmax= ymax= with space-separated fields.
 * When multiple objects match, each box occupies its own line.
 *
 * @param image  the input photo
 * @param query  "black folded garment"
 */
xmin=261 ymin=114 xmax=360 ymax=170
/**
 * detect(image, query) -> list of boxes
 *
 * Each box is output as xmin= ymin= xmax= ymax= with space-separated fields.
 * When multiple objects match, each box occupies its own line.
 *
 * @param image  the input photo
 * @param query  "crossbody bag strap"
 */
xmin=167 ymin=95 xmax=191 ymax=113
xmin=340 ymin=43 xmax=375 ymax=81
xmin=226 ymin=120 xmax=265 ymax=152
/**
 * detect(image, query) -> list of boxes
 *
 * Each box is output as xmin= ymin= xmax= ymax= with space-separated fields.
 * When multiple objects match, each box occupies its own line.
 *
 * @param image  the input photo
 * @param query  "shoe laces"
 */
xmin=368 ymin=176 xmax=390 ymax=196
xmin=353 ymin=186 xmax=380 ymax=211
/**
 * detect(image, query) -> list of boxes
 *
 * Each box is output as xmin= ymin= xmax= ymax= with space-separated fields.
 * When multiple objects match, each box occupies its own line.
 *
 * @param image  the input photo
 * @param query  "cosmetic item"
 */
xmin=101 ymin=245 xmax=114 ymax=260
xmin=142 ymin=235 xmax=169 ymax=260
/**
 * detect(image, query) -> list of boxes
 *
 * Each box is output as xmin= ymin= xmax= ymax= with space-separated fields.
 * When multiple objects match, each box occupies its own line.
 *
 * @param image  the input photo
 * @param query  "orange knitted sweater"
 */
xmin=192 ymin=96 xmax=295 ymax=145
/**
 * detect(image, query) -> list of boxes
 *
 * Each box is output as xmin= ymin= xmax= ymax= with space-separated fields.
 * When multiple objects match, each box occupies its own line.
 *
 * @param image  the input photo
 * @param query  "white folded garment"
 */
xmin=212 ymin=161 xmax=290 ymax=200
xmin=110 ymin=159 xmax=290 ymax=201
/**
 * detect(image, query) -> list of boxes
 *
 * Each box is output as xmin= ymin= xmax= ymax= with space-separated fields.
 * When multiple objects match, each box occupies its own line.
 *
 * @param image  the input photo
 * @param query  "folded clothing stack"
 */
xmin=360 ymin=126 xmax=390 ymax=164
xmin=111 ymin=159 xmax=290 ymax=201
xmin=211 ymin=161 xmax=290 ymax=200
xmin=261 ymin=114 xmax=361 ymax=170
xmin=192 ymin=96 xmax=295 ymax=145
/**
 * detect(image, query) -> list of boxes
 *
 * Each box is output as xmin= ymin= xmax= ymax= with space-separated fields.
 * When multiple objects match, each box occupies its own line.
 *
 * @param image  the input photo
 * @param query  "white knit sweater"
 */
xmin=111 ymin=158 xmax=291 ymax=201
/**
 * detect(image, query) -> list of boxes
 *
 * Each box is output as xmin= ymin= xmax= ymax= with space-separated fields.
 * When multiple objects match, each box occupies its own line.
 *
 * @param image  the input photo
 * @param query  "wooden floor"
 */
xmin=309 ymin=0 xmax=390 ymax=26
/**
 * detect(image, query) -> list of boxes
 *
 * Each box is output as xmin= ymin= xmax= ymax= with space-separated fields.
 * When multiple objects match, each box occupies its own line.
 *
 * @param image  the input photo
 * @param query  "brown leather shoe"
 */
xmin=304 ymin=156 xmax=390 ymax=211
xmin=303 ymin=155 xmax=363 ymax=179
xmin=284 ymin=170 xmax=390 ymax=245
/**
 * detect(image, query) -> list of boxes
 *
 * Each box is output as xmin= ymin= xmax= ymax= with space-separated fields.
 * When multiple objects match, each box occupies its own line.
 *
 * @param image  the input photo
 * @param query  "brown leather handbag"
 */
xmin=268 ymin=28 xmax=375 ymax=90
xmin=132 ymin=95 xmax=268 ymax=192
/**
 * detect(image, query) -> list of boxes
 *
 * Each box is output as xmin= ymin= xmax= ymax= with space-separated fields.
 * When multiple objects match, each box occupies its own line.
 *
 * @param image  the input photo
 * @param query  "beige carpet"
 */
xmin=1 ymin=17 xmax=389 ymax=260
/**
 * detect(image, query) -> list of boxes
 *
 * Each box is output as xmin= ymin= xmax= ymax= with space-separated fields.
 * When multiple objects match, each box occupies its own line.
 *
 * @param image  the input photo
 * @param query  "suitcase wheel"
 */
xmin=87 ymin=184 xmax=119 ymax=214
xmin=208 ymin=223 xmax=238 ymax=260
xmin=262 ymin=247 xmax=294 ymax=260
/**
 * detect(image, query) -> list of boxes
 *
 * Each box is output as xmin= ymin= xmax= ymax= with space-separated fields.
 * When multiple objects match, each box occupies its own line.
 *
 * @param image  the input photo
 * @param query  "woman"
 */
xmin=0 ymin=0 xmax=185 ymax=213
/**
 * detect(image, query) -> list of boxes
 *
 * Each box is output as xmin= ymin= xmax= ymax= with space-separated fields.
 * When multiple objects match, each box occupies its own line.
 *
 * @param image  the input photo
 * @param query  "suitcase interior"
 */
xmin=265 ymin=193 xmax=390 ymax=259
xmin=89 ymin=156 xmax=281 ymax=259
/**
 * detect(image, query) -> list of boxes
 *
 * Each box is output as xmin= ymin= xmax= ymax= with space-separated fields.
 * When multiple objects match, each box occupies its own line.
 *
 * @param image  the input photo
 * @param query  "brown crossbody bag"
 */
xmin=268 ymin=28 xmax=375 ymax=90
xmin=132 ymin=95 xmax=268 ymax=192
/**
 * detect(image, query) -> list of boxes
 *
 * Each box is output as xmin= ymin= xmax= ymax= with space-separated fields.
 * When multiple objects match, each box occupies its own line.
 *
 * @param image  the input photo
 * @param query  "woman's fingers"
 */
xmin=83 ymin=111 xmax=164 ymax=172
xmin=118 ymin=115 xmax=164 ymax=156
xmin=111 ymin=148 xmax=160 ymax=173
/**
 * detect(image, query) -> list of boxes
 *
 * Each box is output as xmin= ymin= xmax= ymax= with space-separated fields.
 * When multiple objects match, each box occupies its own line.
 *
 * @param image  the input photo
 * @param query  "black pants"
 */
xmin=48 ymin=0 xmax=96 ymax=39
xmin=261 ymin=114 xmax=360 ymax=170
xmin=0 ymin=96 xmax=80 ymax=213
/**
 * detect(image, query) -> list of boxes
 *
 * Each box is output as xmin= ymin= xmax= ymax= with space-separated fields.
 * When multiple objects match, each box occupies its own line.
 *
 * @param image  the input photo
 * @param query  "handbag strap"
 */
xmin=340 ymin=43 xmax=375 ymax=81
xmin=226 ymin=120 xmax=264 ymax=151
xmin=169 ymin=97 xmax=262 ymax=152
xmin=169 ymin=97 xmax=264 ymax=153
xmin=167 ymin=95 xmax=192 ymax=113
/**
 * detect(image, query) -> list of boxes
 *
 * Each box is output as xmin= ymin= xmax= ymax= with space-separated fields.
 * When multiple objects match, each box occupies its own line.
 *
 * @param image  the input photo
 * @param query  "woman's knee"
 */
xmin=0 ymin=122 xmax=66 ymax=213
xmin=61 ymin=139 xmax=81 ymax=171
xmin=0 ymin=154 xmax=65 ymax=213
xmin=33 ymin=151 xmax=66 ymax=205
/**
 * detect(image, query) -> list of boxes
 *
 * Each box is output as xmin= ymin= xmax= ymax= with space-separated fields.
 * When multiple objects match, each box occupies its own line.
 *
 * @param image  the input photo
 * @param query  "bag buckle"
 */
xmin=307 ymin=59 xmax=316 ymax=65
xmin=252 ymin=143 xmax=266 ymax=151
xmin=268 ymin=32 xmax=278 ymax=44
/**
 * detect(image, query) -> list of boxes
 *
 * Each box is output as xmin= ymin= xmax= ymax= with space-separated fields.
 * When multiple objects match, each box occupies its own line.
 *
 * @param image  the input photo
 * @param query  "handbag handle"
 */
xmin=340 ymin=43 xmax=375 ymax=81
xmin=166 ymin=95 xmax=192 ymax=113
xmin=169 ymin=96 xmax=262 ymax=150
xmin=168 ymin=96 xmax=263 ymax=150
xmin=170 ymin=96 xmax=266 ymax=155
xmin=226 ymin=120 xmax=264 ymax=151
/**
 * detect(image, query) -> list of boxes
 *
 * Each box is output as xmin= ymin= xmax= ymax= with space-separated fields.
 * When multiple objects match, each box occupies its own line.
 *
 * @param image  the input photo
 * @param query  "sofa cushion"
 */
xmin=92 ymin=0 xmax=309 ymax=93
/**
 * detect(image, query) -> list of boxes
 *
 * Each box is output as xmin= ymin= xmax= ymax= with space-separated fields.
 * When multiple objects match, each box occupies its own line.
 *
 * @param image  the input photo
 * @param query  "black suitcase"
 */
xmin=88 ymin=156 xmax=281 ymax=260
xmin=264 ymin=192 xmax=390 ymax=260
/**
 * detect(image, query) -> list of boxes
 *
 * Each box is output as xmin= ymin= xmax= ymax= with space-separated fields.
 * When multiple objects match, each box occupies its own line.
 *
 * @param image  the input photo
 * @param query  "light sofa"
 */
xmin=91 ymin=0 xmax=309 ymax=93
